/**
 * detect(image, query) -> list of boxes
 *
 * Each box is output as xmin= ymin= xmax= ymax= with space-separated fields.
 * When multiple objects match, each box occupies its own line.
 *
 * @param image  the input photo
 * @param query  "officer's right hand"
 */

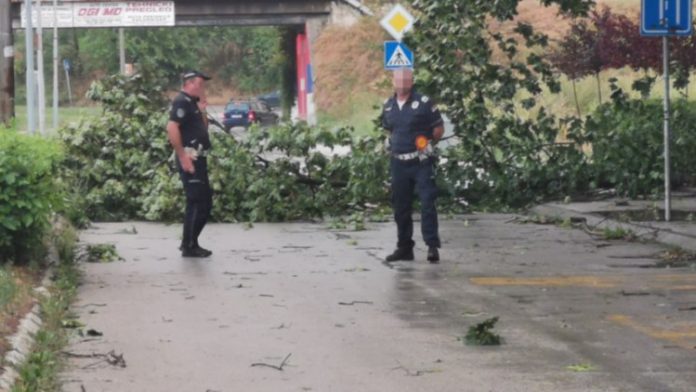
xmin=180 ymin=154 xmax=195 ymax=174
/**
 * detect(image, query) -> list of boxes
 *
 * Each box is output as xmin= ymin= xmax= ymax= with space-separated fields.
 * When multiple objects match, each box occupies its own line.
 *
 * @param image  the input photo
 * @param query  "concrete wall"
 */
xmin=330 ymin=0 xmax=372 ymax=27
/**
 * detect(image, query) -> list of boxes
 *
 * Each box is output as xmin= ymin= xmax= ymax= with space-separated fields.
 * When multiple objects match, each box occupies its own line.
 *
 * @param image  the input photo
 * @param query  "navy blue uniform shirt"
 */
xmin=381 ymin=91 xmax=444 ymax=154
xmin=169 ymin=91 xmax=211 ymax=150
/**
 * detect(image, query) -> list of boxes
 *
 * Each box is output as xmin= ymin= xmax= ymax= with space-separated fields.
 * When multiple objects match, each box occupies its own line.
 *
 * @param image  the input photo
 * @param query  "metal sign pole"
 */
xmin=24 ymin=0 xmax=36 ymax=133
xmin=119 ymin=28 xmax=125 ymax=74
xmin=663 ymin=35 xmax=671 ymax=222
xmin=52 ymin=0 xmax=59 ymax=130
xmin=64 ymin=62 xmax=72 ymax=106
xmin=36 ymin=0 xmax=46 ymax=135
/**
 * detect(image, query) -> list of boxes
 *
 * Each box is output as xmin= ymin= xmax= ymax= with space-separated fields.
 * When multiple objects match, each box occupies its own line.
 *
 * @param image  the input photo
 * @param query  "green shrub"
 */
xmin=0 ymin=128 xmax=63 ymax=263
xmin=587 ymin=83 xmax=696 ymax=197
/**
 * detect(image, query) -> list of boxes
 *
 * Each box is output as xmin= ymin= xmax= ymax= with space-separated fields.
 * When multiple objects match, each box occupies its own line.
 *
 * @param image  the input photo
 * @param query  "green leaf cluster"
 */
xmin=59 ymin=70 xmax=171 ymax=221
xmin=406 ymin=0 xmax=595 ymax=208
xmin=0 ymin=128 xmax=63 ymax=263
xmin=462 ymin=316 xmax=502 ymax=346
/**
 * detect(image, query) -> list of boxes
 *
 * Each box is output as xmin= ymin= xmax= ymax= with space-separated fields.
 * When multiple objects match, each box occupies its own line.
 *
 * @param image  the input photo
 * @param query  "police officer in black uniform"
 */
xmin=166 ymin=70 xmax=213 ymax=258
xmin=381 ymin=67 xmax=445 ymax=263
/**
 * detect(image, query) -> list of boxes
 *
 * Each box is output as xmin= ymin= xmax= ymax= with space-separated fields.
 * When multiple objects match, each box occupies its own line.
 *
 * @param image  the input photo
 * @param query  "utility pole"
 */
xmin=37 ymin=0 xmax=46 ymax=135
xmin=662 ymin=36 xmax=672 ymax=222
xmin=52 ymin=0 xmax=59 ymax=129
xmin=25 ymin=0 xmax=36 ymax=133
xmin=119 ymin=28 xmax=125 ymax=74
xmin=0 ymin=0 xmax=15 ymax=126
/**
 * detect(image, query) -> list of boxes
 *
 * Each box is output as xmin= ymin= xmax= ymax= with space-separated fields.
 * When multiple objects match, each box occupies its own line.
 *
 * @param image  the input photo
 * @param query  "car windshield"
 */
xmin=226 ymin=102 xmax=250 ymax=111
xmin=251 ymin=102 xmax=268 ymax=111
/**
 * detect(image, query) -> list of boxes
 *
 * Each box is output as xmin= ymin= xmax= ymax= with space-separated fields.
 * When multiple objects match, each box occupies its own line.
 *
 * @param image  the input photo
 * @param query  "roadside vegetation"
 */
xmin=27 ymin=0 xmax=696 ymax=225
xmin=0 ymin=122 xmax=81 ymax=390
xmin=11 ymin=223 xmax=80 ymax=392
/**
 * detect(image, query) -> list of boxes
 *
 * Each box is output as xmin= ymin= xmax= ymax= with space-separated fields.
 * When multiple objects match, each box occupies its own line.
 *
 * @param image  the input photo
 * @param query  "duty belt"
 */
xmin=392 ymin=149 xmax=434 ymax=162
xmin=392 ymin=151 xmax=421 ymax=161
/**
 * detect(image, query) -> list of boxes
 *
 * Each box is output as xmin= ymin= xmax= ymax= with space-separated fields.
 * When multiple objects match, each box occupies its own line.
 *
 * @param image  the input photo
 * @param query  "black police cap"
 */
xmin=182 ymin=70 xmax=212 ymax=81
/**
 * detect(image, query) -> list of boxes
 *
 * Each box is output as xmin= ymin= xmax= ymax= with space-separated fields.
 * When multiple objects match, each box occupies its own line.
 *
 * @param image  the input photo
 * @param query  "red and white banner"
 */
xmin=22 ymin=1 xmax=175 ymax=28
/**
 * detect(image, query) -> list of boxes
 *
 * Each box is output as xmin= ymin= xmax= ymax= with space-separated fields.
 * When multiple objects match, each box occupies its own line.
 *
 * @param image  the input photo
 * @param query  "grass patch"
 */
xmin=0 ymin=266 xmax=41 ymax=366
xmin=0 ymin=268 xmax=18 ymax=312
xmin=317 ymin=96 xmax=382 ymax=138
xmin=12 ymin=105 xmax=100 ymax=135
xmin=602 ymin=227 xmax=636 ymax=241
xmin=514 ymin=215 xmax=564 ymax=225
xmin=655 ymin=247 xmax=696 ymax=268
xmin=11 ymin=222 xmax=80 ymax=392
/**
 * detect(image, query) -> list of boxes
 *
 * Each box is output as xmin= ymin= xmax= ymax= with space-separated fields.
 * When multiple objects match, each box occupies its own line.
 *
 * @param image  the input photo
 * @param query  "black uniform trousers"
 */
xmin=390 ymin=156 xmax=441 ymax=249
xmin=179 ymin=157 xmax=212 ymax=249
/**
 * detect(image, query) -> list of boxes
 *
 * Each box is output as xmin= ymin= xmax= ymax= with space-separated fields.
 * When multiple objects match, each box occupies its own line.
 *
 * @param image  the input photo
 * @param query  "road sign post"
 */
xmin=662 ymin=36 xmax=671 ymax=221
xmin=63 ymin=59 xmax=72 ymax=106
xmin=641 ymin=0 xmax=693 ymax=222
xmin=24 ymin=0 xmax=35 ymax=133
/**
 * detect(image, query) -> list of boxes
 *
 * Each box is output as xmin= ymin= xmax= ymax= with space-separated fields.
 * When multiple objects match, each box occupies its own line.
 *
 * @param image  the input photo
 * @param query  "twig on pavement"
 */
xmin=338 ymin=301 xmax=373 ymax=306
xmin=251 ymin=353 xmax=292 ymax=371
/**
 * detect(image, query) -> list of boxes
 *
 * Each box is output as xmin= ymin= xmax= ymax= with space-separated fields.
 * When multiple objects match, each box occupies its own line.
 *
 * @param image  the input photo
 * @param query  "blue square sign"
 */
xmin=384 ymin=41 xmax=414 ymax=70
xmin=641 ymin=0 xmax=693 ymax=36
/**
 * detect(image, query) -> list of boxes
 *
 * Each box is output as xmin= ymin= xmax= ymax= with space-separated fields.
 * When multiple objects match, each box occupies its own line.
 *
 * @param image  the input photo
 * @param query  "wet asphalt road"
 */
xmin=60 ymin=216 xmax=695 ymax=391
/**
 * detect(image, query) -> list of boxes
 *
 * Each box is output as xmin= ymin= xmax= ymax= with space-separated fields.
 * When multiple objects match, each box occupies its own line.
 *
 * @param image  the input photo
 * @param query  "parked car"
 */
xmin=250 ymin=100 xmax=279 ymax=126
xmin=222 ymin=99 xmax=279 ymax=132
xmin=256 ymin=90 xmax=281 ymax=109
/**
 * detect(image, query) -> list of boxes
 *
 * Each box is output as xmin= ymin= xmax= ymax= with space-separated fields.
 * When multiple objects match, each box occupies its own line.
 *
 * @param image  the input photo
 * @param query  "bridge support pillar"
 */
xmin=296 ymin=17 xmax=325 ymax=125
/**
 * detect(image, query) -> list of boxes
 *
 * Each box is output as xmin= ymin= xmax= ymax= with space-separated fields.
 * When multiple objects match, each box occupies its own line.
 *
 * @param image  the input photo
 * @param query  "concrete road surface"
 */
xmin=60 ymin=216 xmax=696 ymax=392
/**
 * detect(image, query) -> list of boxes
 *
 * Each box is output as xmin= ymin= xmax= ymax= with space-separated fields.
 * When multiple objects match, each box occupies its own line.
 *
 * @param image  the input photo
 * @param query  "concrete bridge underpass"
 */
xmin=0 ymin=0 xmax=372 ymax=126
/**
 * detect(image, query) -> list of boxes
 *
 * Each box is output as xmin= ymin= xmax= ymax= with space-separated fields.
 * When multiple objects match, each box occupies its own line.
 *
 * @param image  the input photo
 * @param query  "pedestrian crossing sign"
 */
xmin=384 ymin=41 xmax=414 ymax=70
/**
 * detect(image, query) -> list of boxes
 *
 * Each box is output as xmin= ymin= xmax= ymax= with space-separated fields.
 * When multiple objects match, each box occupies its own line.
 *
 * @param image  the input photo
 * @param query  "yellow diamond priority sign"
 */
xmin=380 ymin=4 xmax=415 ymax=42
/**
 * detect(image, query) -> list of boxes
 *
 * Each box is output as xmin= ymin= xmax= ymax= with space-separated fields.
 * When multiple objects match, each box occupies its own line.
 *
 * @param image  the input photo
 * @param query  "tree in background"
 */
xmin=14 ymin=26 xmax=284 ymax=102
xmin=126 ymin=27 xmax=282 ymax=93
xmin=551 ymin=6 xmax=696 ymax=101
xmin=407 ymin=0 xmax=595 ymax=208
xmin=549 ymin=20 xmax=596 ymax=116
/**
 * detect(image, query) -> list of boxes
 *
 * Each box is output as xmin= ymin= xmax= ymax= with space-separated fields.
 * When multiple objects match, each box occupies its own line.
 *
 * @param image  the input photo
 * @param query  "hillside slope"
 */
xmin=312 ymin=0 xmax=640 ymax=125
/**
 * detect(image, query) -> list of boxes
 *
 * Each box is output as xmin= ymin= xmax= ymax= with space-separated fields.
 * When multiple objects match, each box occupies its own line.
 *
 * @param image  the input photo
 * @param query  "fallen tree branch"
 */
xmin=62 ymin=350 xmax=126 ymax=368
xmin=251 ymin=353 xmax=292 ymax=371
xmin=338 ymin=301 xmax=373 ymax=306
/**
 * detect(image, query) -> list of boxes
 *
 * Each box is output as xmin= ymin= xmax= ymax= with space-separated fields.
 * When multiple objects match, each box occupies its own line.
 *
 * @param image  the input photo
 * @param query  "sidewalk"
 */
xmin=531 ymin=189 xmax=696 ymax=253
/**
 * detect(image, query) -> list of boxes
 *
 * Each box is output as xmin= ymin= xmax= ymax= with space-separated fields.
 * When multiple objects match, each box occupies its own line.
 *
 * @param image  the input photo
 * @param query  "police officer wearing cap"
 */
xmin=381 ymin=67 xmax=445 ymax=263
xmin=166 ymin=70 xmax=214 ymax=258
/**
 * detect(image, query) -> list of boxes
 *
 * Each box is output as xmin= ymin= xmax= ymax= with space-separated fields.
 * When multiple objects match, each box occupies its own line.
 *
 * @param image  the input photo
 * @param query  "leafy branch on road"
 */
xmin=82 ymin=244 xmax=123 ymax=263
xmin=460 ymin=317 xmax=503 ymax=346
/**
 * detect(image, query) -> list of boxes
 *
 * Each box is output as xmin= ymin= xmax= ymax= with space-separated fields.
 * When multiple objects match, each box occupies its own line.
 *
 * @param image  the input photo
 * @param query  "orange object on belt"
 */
xmin=415 ymin=135 xmax=429 ymax=151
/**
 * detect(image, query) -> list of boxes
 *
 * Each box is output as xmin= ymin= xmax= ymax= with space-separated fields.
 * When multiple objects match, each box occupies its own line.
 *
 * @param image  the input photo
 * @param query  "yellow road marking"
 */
xmin=470 ymin=276 xmax=620 ymax=288
xmin=607 ymin=315 xmax=696 ymax=349
xmin=470 ymin=274 xmax=696 ymax=290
